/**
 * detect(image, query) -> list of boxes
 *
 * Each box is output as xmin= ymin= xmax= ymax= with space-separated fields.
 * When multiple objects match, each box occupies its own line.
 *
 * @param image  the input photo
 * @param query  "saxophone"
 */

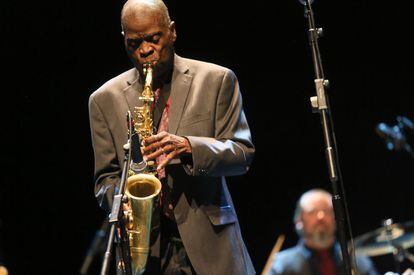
xmin=124 ymin=63 xmax=162 ymax=275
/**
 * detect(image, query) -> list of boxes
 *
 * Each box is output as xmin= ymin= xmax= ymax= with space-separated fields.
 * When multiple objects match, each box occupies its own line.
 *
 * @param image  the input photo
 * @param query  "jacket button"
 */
xmin=198 ymin=168 xmax=207 ymax=175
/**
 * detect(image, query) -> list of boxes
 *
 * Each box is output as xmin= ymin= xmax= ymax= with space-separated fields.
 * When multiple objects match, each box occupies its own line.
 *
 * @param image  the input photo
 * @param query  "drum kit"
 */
xmin=354 ymin=218 xmax=414 ymax=274
xmin=366 ymin=116 xmax=414 ymax=274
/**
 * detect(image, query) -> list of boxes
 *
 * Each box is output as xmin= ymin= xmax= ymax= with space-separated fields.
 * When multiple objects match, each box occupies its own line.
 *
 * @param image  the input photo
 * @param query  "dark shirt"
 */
xmin=267 ymin=240 xmax=379 ymax=275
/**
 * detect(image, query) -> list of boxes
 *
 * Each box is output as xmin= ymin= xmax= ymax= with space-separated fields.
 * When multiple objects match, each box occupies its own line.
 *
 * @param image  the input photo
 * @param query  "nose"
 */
xmin=139 ymin=42 xmax=154 ymax=59
xmin=316 ymin=210 xmax=325 ymax=219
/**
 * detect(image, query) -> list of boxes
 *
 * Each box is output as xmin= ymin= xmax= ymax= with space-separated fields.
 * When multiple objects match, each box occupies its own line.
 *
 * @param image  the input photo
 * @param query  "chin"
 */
xmin=309 ymin=231 xmax=335 ymax=249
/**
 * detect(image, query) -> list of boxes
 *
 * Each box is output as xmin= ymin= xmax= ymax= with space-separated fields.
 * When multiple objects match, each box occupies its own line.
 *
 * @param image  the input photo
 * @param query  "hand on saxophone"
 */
xmin=142 ymin=131 xmax=192 ymax=170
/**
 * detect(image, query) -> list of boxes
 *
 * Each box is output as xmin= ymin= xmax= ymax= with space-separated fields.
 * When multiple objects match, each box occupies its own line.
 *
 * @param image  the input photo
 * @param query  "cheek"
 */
xmin=127 ymin=52 xmax=140 ymax=63
xmin=159 ymin=43 xmax=173 ymax=55
xmin=301 ymin=218 xmax=314 ymax=229
xmin=327 ymin=218 xmax=336 ymax=228
xmin=125 ymin=46 xmax=138 ymax=58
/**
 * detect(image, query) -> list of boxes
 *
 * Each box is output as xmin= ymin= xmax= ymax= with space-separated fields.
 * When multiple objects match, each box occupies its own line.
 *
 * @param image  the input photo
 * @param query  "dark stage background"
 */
xmin=2 ymin=0 xmax=414 ymax=274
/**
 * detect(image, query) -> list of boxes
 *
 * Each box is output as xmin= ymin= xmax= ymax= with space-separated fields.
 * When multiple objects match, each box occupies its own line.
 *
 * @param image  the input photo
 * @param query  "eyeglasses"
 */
xmin=303 ymin=208 xmax=334 ymax=217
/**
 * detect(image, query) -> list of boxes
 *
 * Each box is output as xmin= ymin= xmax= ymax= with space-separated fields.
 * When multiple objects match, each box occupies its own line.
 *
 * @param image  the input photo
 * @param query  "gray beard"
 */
xmin=310 ymin=230 xmax=332 ymax=249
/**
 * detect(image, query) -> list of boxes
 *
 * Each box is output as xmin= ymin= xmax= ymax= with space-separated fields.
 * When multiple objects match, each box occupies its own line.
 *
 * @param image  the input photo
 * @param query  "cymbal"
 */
xmin=354 ymin=220 xmax=414 ymax=257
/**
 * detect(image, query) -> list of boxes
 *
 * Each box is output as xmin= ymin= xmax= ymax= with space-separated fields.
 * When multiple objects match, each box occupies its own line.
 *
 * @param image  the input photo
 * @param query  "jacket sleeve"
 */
xmin=88 ymin=95 xmax=121 ymax=211
xmin=184 ymin=69 xmax=255 ymax=177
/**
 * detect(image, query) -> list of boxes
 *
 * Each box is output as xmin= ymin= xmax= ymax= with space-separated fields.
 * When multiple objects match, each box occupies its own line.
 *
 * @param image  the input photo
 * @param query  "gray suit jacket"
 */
xmin=88 ymin=54 xmax=255 ymax=275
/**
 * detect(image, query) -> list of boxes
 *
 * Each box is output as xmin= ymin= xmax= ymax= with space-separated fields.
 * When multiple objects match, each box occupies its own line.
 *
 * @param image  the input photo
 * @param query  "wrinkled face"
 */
xmin=122 ymin=8 xmax=176 ymax=80
xmin=300 ymin=193 xmax=336 ymax=249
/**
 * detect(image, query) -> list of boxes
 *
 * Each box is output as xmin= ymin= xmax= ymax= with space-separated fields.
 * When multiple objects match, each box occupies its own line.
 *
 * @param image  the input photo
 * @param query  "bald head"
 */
xmin=121 ymin=0 xmax=171 ymax=30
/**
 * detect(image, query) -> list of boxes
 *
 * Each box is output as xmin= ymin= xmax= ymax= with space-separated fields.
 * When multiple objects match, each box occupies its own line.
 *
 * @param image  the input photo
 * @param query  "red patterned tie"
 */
xmin=317 ymin=250 xmax=336 ymax=275
xmin=156 ymin=96 xmax=171 ymax=179
xmin=153 ymin=92 xmax=174 ymax=218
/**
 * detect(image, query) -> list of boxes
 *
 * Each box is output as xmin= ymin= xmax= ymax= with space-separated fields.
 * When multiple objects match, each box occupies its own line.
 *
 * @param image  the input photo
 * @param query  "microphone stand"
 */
xmin=99 ymin=111 xmax=134 ymax=275
xmin=302 ymin=1 xmax=356 ymax=274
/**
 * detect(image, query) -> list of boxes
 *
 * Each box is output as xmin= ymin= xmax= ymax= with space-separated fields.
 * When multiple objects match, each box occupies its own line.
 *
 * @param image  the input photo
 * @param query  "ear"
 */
xmin=295 ymin=221 xmax=304 ymax=236
xmin=169 ymin=21 xmax=177 ymax=42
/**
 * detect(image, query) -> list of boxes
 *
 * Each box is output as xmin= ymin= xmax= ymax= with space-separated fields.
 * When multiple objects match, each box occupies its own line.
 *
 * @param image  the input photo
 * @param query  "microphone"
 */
xmin=126 ymin=111 xmax=147 ymax=173
xmin=375 ymin=122 xmax=412 ymax=153
xmin=130 ymin=132 xmax=147 ymax=173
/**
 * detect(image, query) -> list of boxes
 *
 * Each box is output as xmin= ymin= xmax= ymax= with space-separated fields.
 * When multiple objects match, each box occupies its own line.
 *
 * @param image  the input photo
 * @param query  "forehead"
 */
xmin=123 ymin=8 xmax=166 ymax=35
xmin=301 ymin=192 xmax=332 ymax=211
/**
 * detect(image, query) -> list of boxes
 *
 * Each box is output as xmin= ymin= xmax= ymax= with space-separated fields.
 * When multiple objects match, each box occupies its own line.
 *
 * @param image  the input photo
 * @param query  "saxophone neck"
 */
xmin=143 ymin=63 xmax=153 ymax=87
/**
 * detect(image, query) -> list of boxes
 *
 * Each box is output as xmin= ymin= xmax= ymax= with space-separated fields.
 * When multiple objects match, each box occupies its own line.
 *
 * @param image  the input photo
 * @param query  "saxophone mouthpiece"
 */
xmin=143 ymin=59 xmax=159 ymax=68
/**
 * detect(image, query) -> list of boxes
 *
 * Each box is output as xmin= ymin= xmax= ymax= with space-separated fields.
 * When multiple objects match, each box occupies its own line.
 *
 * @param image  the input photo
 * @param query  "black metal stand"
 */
xmin=301 ymin=1 xmax=356 ymax=274
xmin=99 ymin=111 xmax=134 ymax=275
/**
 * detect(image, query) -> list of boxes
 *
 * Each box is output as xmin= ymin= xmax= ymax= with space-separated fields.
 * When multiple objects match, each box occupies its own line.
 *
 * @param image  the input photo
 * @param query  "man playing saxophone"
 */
xmin=88 ymin=0 xmax=255 ymax=274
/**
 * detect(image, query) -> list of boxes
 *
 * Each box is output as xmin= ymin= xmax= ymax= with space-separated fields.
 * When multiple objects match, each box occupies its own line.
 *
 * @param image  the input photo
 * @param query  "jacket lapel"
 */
xmin=123 ymin=56 xmax=192 ymax=135
xmin=169 ymin=55 xmax=192 ymax=134
xmin=123 ymin=69 xmax=143 ymax=114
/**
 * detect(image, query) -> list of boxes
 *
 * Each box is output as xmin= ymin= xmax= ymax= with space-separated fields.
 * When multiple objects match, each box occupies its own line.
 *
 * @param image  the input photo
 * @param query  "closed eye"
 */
xmin=143 ymin=32 xmax=162 ymax=44
xmin=127 ymin=38 xmax=143 ymax=50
